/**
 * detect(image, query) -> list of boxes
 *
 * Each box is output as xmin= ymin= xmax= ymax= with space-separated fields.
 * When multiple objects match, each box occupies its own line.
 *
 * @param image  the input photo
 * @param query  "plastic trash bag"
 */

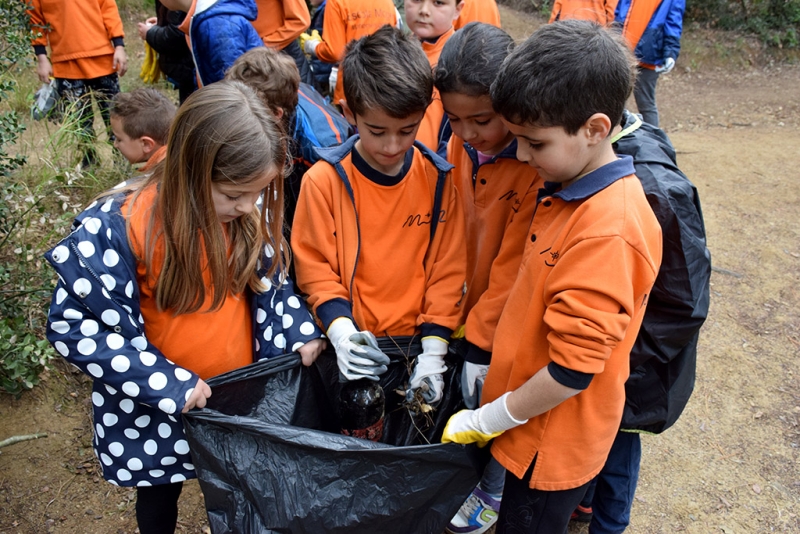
xmin=31 ymin=80 xmax=58 ymax=121
xmin=183 ymin=341 xmax=479 ymax=534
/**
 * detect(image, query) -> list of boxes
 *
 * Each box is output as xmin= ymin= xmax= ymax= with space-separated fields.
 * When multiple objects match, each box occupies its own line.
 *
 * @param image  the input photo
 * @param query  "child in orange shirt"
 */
xmin=252 ymin=0 xmax=314 ymax=83
xmin=292 ymin=26 xmax=466 ymax=405
xmin=404 ymin=0 xmax=464 ymax=151
xmin=109 ymin=88 xmax=176 ymax=171
xmin=45 ymin=82 xmax=324 ymax=534
xmin=300 ymin=0 xmax=398 ymax=108
xmin=454 ymin=0 xmax=501 ymax=29
xmin=435 ymin=22 xmax=542 ymax=534
xmin=28 ymin=0 xmax=128 ymax=170
xmin=442 ymin=20 xmax=662 ymax=533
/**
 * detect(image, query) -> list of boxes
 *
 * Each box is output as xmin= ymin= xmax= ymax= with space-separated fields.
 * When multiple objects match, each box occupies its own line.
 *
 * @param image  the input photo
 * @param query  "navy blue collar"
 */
xmin=351 ymin=146 xmax=414 ymax=186
xmin=550 ymin=155 xmax=635 ymax=202
xmin=463 ymin=138 xmax=518 ymax=166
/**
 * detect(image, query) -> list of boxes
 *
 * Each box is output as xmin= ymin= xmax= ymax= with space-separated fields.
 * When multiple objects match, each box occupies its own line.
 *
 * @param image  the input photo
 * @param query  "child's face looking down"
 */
xmin=110 ymin=116 xmax=151 ymax=165
xmin=503 ymin=120 xmax=596 ymax=186
xmin=345 ymin=107 xmax=424 ymax=175
xmin=441 ymin=92 xmax=514 ymax=156
xmin=211 ymin=169 xmax=277 ymax=224
xmin=405 ymin=0 xmax=463 ymax=41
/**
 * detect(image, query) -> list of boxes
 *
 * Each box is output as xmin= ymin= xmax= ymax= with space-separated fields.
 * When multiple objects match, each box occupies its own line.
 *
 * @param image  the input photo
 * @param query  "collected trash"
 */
xmin=183 ymin=342 xmax=479 ymax=534
xmin=31 ymin=80 xmax=58 ymax=121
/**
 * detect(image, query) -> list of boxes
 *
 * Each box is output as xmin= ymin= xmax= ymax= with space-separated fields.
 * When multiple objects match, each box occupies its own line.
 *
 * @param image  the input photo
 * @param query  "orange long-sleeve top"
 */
xmin=416 ymin=27 xmax=455 ymax=152
xmin=252 ymin=0 xmax=311 ymax=50
xmin=123 ymin=184 xmax=253 ymax=380
xmin=448 ymin=137 xmax=541 ymax=324
xmin=292 ymin=139 xmax=466 ymax=337
xmin=315 ymin=0 xmax=397 ymax=106
xmin=28 ymin=0 xmax=124 ymax=79
xmin=454 ymin=0 xmax=501 ymax=29
xmin=482 ymin=158 xmax=662 ymax=491
xmin=548 ymin=0 xmax=618 ymax=24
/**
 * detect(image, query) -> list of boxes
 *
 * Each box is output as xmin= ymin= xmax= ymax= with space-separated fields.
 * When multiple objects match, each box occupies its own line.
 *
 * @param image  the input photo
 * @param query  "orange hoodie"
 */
xmin=454 ymin=0 xmax=501 ymax=29
xmin=252 ymin=0 xmax=311 ymax=50
xmin=314 ymin=0 xmax=398 ymax=106
xmin=482 ymin=158 xmax=662 ymax=491
xmin=28 ymin=0 xmax=124 ymax=79
xmin=292 ymin=138 xmax=466 ymax=337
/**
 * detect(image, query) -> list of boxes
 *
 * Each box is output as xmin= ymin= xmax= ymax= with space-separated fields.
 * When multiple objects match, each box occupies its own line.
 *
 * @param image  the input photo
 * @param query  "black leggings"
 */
xmin=136 ymin=482 xmax=184 ymax=534
xmin=497 ymin=459 xmax=591 ymax=534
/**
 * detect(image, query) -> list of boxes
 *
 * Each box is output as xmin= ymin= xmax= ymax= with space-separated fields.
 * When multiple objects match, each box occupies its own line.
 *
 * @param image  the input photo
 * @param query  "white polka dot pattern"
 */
xmin=45 ymin=199 xmax=321 ymax=487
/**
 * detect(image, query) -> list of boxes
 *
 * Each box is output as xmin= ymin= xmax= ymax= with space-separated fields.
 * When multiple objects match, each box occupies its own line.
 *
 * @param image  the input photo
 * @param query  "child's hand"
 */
xmin=137 ymin=22 xmax=153 ymax=40
xmin=36 ymin=55 xmax=52 ymax=84
xmin=297 ymin=338 xmax=326 ymax=366
xmin=182 ymin=378 xmax=212 ymax=413
xmin=113 ymin=46 xmax=128 ymax=77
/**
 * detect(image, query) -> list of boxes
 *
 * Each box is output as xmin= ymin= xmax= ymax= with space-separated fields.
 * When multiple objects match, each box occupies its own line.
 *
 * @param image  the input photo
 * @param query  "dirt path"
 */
xmin=2 ymin=6 xmax=800 ymax=534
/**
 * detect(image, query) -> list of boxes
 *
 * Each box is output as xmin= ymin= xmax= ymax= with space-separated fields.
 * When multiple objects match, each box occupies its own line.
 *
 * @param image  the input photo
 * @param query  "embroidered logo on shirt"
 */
xmin=403 ymin=210 xmax=447 ymax=228
xmin=541 ymin=247 xmax=559 ymax=266
xmin=498 ymin=190 xmax=523 ymax=213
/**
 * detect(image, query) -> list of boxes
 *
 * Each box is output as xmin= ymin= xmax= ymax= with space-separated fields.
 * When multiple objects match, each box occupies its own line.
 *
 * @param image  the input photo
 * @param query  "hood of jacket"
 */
xmin=194 ymin=0 xmax=258 ymax=22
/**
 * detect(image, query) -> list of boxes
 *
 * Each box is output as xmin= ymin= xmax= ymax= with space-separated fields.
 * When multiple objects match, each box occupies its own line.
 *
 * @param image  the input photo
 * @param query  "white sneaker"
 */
xmin=445 ymin=487 xmax=501 ymax=534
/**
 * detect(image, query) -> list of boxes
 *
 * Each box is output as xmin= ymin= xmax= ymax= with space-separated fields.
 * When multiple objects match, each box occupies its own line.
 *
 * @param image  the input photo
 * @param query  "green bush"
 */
xmin=687 ymin=0 xmax=800 ymax=48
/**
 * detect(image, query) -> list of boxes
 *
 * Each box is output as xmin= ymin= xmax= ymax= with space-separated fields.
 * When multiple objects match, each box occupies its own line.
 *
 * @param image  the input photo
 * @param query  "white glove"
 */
xmin=406 ymin=337 xmax=448 ymax=405
xmin=461 ymin=361 xmax=489 ymax=409
xmin=302 ymin=31 xmax=321 ymax=56
xmin=328 ymin=66 xmax=338 ymax=97
xmin=442 ymin=392 xmax=528 ymax=447
xmin=655 ymin=57 xmax=676 ymax=74
xmin=327 ymin=318 xmax=390 ymax=382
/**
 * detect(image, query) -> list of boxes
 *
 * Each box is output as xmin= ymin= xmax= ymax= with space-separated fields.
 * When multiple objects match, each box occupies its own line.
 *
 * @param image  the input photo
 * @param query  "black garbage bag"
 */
xmin=182 ymin=338 xmax=480 ymax=534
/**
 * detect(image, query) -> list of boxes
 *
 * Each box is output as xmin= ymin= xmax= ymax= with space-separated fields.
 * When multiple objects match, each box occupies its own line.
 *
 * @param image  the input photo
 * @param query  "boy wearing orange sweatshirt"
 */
xmin=292 ymin=26 xmax=466 ymax=405
xmin=442 ymin=20 xmax=662 ymax=533
xmin=109 ymin=88 xmax=176 ymax=171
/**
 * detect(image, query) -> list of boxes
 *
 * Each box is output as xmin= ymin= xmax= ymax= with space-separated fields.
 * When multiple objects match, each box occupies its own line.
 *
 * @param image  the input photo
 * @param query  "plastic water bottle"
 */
xmin=339 ymin=378 xmax=385 ymax=442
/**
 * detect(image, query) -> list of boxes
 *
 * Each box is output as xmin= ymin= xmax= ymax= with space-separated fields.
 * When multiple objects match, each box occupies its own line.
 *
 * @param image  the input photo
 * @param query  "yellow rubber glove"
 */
xmin=441 ymin=392 xmax=528 ymax=447
xmin=300 ymin=29 xmax=321 ymax=56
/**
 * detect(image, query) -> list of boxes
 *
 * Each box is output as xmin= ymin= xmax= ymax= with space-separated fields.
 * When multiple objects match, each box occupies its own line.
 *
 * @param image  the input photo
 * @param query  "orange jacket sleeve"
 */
xmin=464 ymin=178 xmax=540 ymax=352
xmin=418 ymin=171 xmax=467 ymax=332
xmin=28 ymin=0 xmax=48 ymax=48
xmin=254 ymin=0 xmax=311 ymax=50
xmin=100 ymin=0 xmax=125 ymax=40
xmin=314 ymin=0 xmax=348 ymax=63
xmin=291 ymin=164 xmax=353 ymax=318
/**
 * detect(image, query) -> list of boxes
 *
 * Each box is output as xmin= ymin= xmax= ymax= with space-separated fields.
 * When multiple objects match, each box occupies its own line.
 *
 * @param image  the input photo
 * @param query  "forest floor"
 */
xmin=1 ymin=4 xmax=799 ymax=533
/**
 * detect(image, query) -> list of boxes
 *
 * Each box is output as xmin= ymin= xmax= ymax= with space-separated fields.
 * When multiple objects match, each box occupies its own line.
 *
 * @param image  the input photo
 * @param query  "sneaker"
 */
xmin=570 ymin=504 xmax=593 ymax=523
xmin=446 ymin=487 xmax=501 ymax=534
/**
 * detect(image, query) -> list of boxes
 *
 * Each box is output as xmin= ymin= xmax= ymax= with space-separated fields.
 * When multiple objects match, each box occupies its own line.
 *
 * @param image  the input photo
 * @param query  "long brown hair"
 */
xmin=128 ymin=81 xmax=289 ymax=314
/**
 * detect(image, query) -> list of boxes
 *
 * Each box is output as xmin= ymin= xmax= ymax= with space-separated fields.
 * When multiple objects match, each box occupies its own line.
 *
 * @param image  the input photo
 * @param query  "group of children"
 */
xmin=41 ymin=0 xmax=710 ymax=532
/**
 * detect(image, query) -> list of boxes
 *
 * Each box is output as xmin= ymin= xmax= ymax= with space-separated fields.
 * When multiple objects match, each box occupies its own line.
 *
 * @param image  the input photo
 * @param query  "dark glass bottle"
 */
xmin=339 ymin=378 xmax=385 ymax=442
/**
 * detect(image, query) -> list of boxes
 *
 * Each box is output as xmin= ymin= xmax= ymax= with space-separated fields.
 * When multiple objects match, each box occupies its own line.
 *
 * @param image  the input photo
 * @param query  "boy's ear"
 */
xmin=274 ymin=107 xmax=285 ymax=120
xmin=583 ymin=113 xmax=612 ymax=145
xmin=140 ymin=136 xmax=157 ymax=156
xmin=340 ymin=101 xmax=356 ymax=126
xmin=453 ymin=0 xmax=465 ymax=19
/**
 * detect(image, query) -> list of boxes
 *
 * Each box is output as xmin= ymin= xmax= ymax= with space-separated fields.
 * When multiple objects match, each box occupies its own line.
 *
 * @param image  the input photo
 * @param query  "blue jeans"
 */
xmin=581 ymin=431 xmax=642 ymax=534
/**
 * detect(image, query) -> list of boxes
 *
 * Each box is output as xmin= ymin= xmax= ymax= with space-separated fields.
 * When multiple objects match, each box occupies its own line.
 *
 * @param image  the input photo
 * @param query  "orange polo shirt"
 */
xmin=252 ymin=0 xmax=311 ymax=49
xmin=123 ymin=184 xmax=253 ymax=380
xmin=314 ymin=0 xmax=398 ymax=106
xmin=448 ymin=137 xmax=541 ymax=322
xmin=292 ymin=142 xmax=465 ymax=336
xmin=454 ymin=0 xmax=501 ymax=29
xmin=483 ymin=159 xmax=662 ymax=491
xmin=416 ymin=27 xmax=455 ymax=151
